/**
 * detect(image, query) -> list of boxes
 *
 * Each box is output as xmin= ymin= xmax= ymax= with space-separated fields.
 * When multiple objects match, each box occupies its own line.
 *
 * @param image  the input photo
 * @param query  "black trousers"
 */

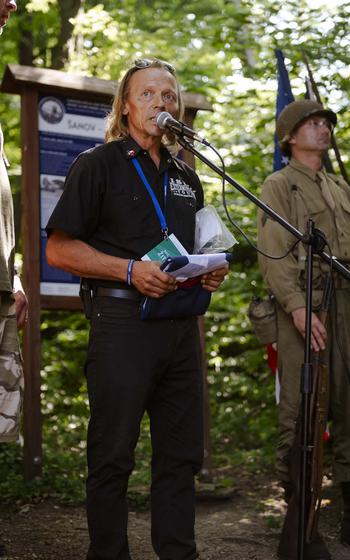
xmin=85 ymin=296 xmax=203 ymax=560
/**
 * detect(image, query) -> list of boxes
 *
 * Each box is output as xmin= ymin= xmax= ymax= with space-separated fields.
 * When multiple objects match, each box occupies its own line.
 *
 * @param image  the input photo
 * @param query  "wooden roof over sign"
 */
xmin=1 ymin=64 xmax=212 ymax=112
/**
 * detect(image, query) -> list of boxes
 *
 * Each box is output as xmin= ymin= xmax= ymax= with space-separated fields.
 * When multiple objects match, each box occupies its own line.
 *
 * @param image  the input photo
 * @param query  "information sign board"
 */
xmin=39 ymin=95 xmax=110 ymax=296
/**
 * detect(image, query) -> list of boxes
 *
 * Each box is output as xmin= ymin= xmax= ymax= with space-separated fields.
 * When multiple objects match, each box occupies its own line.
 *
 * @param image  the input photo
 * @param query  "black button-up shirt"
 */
xmin=46 ymin=137 xmax=204 ymax=287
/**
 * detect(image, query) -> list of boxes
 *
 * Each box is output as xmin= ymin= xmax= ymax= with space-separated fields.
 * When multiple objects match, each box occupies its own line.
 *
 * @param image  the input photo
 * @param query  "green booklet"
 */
xmin=142 ymin=233 xmax=188 ymax=262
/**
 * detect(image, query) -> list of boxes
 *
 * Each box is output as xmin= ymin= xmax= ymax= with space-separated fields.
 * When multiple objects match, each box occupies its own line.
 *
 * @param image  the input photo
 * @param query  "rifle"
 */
xmin=306 ymin=276 xmax=333 ymax=541
xmin=302 ymin=51 xmax=350 ymax=185
xmin=277 ymin=274 xmax=333 ymax=559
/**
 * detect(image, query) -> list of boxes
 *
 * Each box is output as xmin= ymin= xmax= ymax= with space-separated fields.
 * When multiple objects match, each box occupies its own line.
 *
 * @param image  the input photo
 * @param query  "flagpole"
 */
xmin=302 ymin=50 xmax=350 ymax=185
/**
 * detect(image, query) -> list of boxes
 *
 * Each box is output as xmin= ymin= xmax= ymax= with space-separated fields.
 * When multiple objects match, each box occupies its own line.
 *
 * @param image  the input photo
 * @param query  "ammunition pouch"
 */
xmin=79 ymin=278 xmax=93 ymax=319
xmin=248 ymin=295 xmax=277 ymax=345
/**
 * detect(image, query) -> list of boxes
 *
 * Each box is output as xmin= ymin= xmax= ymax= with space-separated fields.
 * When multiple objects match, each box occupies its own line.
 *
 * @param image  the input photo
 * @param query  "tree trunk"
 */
xmin=17 ymin=3 xmax=34 ymax=66
xmin=51 ymin=0 xmax=82 ymax=70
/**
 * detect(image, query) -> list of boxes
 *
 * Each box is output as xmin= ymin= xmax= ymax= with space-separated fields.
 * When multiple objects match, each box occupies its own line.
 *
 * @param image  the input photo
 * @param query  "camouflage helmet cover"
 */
xmin=276 ymin=100 xmax=337 ymax=154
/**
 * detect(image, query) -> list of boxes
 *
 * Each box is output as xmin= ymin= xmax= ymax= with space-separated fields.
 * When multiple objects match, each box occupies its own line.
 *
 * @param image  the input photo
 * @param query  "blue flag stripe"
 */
xmin=273 ymin=49 xmax=295 ymax=171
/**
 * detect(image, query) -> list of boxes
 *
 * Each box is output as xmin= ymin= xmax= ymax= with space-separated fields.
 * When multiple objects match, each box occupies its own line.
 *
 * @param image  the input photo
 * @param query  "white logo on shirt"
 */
xmin=169 ymin=177 xmax=196 ymax=199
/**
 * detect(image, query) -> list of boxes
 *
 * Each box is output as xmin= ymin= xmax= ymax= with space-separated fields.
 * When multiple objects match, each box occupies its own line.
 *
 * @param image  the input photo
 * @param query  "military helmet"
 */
xmin=276 ymin=100 xmax=337 ymax=154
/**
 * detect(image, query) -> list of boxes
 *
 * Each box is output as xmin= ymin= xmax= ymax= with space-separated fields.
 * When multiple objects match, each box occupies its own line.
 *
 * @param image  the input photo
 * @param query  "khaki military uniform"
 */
xmin=257 ymin=157 xmax=350 ymax=483
xmin=0 ymin=124 xmax=23 ymax=442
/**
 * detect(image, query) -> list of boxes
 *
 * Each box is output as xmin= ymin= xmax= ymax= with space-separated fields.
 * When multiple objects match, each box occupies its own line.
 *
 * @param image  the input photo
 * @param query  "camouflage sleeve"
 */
xmin=0 ymin=298 xmax=23 ymax=442
xmin=257 ymin=173 xmax=305 ymax=314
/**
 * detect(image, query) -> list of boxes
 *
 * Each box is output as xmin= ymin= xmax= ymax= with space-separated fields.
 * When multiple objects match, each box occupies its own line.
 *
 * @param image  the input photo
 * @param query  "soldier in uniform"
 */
xmin=0 ymin=0 xmax=28 ymax=450
xmin=257 ymin=100 xmax=350 ymax=559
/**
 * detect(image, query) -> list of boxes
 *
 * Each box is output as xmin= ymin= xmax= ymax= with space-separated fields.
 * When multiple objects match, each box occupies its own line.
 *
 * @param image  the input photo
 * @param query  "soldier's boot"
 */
xmin=341 ymin=481 xmax=350 ymax=545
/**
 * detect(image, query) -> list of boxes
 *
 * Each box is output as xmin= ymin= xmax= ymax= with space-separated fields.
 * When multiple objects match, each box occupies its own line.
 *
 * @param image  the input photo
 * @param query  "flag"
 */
xmin=273 ymin=49 xmax=295 ymax=172
xmin=269 ymin=49 xmax=295 ymax=402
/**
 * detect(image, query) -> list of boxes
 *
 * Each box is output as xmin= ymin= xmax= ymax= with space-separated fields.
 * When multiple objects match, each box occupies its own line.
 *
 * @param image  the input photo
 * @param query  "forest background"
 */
xmin=0 ymin=0 xmax=350 ymax=504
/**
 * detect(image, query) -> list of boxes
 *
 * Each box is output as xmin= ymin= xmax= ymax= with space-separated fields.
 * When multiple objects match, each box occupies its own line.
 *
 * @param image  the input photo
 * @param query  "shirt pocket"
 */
xmin=336 ymin=194 xmax=350 ymax=255
xmin=338 ymin=195 xmax=350 ymax=228
xmin=305 ymin=196 xmax=328 ymax=219
xmin=103 ymin=191 xmax=159 ymax=239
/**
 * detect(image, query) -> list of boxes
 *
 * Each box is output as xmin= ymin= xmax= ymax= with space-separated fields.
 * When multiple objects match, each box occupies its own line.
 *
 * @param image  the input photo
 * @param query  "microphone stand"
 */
xmin=177 ymin=135 xmax=350 ymax=560
xmin=297 ymin=219 xmax=324 ymax=560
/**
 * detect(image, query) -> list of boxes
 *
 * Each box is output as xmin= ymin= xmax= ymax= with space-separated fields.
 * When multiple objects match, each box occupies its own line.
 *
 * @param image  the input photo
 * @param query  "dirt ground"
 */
xmin=0 ymin=469 xmax=349 ymax=560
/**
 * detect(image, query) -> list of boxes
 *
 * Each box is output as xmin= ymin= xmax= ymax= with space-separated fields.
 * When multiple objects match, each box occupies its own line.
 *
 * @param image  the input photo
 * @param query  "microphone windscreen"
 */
xmin=156 ymin=112 xmax=171 ymax=129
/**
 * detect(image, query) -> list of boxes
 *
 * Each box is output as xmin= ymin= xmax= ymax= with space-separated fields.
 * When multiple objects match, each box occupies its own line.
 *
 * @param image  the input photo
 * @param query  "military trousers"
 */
xmin=276 ymin=287 xmax=350 ymax=484
xmin=0 ymin=292 xmax=23 ymax=442
xmin=85 ymin=296 xmax=203 ymax=560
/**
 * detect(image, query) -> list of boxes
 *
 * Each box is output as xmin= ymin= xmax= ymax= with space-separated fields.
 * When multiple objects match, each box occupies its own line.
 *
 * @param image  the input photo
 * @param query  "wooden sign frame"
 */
xmin=1 ymin=64 xmax=213 ymax=481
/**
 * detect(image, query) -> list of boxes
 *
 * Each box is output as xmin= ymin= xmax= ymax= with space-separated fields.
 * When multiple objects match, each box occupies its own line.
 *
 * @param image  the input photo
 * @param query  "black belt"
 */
xmin=94 ymin=287 xmax=141 ymax=301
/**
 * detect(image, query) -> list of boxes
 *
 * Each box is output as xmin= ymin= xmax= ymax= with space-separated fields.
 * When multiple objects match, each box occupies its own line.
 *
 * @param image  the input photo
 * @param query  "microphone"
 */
xmin=156 ymin=112 xmax=209 ymax=145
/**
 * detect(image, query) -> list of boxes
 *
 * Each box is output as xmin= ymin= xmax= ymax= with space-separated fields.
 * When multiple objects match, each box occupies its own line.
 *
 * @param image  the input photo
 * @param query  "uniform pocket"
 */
xmin=306 ymin=197 xmax=328 ymax=219
xmin=338 ymin=195 xmax=350 ymax=237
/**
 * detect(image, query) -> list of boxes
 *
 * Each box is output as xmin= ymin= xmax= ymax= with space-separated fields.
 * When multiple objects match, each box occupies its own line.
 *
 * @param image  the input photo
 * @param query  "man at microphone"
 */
xmin=46 ymin=58 xmax=228 ymax=560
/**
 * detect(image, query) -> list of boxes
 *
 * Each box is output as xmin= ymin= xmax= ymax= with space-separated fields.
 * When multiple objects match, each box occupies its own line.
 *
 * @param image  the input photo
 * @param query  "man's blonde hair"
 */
xmin=105 ymin=59 xmax=184 ymax=148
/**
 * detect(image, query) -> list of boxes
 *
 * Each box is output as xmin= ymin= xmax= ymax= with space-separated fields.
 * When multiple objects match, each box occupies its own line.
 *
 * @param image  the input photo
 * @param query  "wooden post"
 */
xmin=21 ymin=85 xmax=42 ymax=480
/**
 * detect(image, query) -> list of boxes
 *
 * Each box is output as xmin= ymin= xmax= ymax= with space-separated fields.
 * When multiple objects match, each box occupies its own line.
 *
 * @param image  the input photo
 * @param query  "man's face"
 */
xmin=289 ymin=115 xmax=332 ymax=155
xmin=122 ymin=67 xmax=179 ymax=144
xmin=0 ymin=0 xmax=17 ymax=34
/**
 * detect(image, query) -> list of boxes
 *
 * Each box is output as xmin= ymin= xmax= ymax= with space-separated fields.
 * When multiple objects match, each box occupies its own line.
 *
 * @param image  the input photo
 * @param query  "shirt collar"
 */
xmin=120 ymin=137 xmax=143 ymax=160
xmin=121 ymin=136 xmax=175 ymax=172
xmin=288 ymin=157 xmax=321 ymax=182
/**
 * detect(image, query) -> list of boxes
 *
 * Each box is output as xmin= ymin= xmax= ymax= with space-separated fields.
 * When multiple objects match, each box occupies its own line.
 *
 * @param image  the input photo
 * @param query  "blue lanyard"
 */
xmin=132 ymin=158 xmax=169 ymax=239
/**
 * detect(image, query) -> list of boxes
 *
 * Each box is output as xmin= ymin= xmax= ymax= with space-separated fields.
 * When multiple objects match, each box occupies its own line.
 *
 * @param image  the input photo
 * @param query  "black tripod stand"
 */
xmin=177 ymin=135 xmax=350 ymax=560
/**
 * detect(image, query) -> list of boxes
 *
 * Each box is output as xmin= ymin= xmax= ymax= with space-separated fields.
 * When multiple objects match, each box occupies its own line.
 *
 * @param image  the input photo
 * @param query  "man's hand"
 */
xmin=131 ymin=261 xmax=177 ymax=298
xmin=14 ymin=290 xmax=28 ymax=329
xmin=201 ymin=265 xmax=229 ymax=292
xmin=13 ymin=275 xmax=28 ymax=329
xmin=291 ymin=307 xmax=327 ymax=352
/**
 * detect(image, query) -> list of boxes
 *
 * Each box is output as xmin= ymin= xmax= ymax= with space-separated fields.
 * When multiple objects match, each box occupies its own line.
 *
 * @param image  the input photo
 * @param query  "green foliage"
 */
xmin=1 ymin=0 xmax=350 ymax=502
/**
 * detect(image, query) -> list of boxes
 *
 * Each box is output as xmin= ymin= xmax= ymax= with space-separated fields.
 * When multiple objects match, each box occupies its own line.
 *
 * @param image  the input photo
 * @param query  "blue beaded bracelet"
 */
xmin=127 ymin=259 xmax=135 ymax=286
